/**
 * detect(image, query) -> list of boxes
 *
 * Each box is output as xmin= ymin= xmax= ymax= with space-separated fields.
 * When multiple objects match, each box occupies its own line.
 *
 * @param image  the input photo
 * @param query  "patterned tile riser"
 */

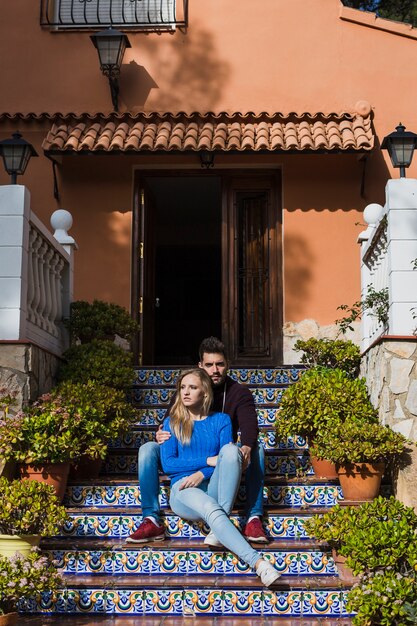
xmin=64 ymin=484 xmax=341 ymax=509
xmin=46 ymin=548 xmax=337 ymax=576
xmin=109 ymin=430 xmax=308 ymax=451
xmin=23 ymin=588 xmax=350 ymax=617
xmin=102 ymin=452 xmax=313 ymax=476
xmin=133 ymin=368 xmax=305 ymax=386
xmin=60 ymin=507 xmax=341 ymax=540
xmin=132 ymin=387 xmax=285 ymax=406
xmin=133 ymin=407 xmax=290 ymax=427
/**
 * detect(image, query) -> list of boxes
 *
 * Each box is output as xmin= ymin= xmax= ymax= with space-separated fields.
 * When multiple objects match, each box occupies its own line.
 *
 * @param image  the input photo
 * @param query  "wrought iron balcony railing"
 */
xmin=40 ymin=0 xmax=188 ymax=30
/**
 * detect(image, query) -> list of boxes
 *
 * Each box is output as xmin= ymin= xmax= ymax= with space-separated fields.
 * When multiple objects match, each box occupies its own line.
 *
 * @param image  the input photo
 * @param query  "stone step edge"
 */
xmin=52 ymin=574 xmax=352 ymax=589
xmin=67 ymin=475 xmax=339 ymax=486
xmin=42 ymin=537 xmax=330 ymax=549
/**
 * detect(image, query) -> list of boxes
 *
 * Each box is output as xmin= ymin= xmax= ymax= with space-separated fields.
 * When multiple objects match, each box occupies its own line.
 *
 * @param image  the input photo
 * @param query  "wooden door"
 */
xmin=223 ymin=173 xmax=282 ymax=365
xmin=131 ymin=182 xmax=156 ymax=365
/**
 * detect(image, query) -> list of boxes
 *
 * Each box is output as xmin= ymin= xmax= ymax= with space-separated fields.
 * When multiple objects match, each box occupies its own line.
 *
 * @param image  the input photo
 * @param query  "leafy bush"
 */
xmin=0 ymin=477 xmax=68 ymax=536
xmin=0 ymin=550 xmax=62 ymax=615
xmin=0 ymin=381 xmax=135 ymax=464
xmin=276 ymin=367 xmax=378 ymax=440
xmin=294 ymin=338 xmax=361 ymax=377
xmin=58 ymin=339 xmax=134 ymax=390
xmin=309 ymin=420 xmax=407 ymax=464
xmin=348 ymin=570 xmax=417 ymax=626
xmin=305 ymin=497 xmax=417 ymax=575
xmin=65 ymin=299 xmax=138 ymax=343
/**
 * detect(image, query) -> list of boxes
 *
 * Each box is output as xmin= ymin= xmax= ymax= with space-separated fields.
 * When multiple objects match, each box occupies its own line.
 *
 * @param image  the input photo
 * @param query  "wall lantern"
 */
xmin=0 ymin=132 xmax=38 ymax=184
xmin=381 ymin=123 xmax=417 ymax=178
xmin=90 ymin=26 xmax=131 ymax=112
xmin=200 ymin=150 xmax=215 ymax=169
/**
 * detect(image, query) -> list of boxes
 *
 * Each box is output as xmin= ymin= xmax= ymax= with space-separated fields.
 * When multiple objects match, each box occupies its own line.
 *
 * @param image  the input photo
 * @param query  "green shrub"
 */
xmin=65 ymin=299 xmax=138 ymax=343
xmin=0 ymin=381 xmax=135 ymax=464
xmin=0 ymin=551 xmax=62 ymax=615
xmin=276 ymin=367 xmax=378 ymax=440
xmin=0 ymin=477 xmax=68 ymax=536
xmin=294 ymin=338 xmax=361 ymax=377
xmin=310 ymin=420 xmax=407 ymax=465
xmin=348 ymin=570 xmax=417 ymax=626
xmin=58 ymin=339 xmax=134 ymax=390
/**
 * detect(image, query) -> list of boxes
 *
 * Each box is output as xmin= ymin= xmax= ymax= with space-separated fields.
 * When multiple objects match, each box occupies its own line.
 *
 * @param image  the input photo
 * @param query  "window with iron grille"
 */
xmin=40 ymin=0 xmax=187 ymax=30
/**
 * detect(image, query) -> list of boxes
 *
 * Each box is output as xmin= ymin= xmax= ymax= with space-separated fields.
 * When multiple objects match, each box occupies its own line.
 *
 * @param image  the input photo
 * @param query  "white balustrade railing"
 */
xmin=0 ymin=185 xmax=76 ymax=355
xmin=358 ymin=179 xmax=417 ymax=351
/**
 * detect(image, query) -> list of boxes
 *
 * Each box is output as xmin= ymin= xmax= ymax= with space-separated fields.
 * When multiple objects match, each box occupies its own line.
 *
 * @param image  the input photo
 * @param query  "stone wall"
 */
xmin=283 ymin=319 xmax=360 ymax=364
xmin=361 ymin=337 xmax=417 ymax=510
xmin=0 ymin=342 xmax=61 ymax=410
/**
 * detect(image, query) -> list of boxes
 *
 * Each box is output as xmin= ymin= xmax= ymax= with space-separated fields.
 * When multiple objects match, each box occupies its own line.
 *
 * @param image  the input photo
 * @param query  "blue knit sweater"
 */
xmin=160 ymin=412 xmax=233 ymax=485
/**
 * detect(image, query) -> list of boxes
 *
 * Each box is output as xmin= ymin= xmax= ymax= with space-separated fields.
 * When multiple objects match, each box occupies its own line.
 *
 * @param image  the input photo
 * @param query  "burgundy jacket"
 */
xmin=165 ymin=375 xmax=258 ymax=449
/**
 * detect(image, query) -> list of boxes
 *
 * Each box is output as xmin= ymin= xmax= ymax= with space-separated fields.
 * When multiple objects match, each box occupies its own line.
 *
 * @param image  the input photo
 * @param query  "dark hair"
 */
xmin=198 ymin=336 xmax=227 ymax=362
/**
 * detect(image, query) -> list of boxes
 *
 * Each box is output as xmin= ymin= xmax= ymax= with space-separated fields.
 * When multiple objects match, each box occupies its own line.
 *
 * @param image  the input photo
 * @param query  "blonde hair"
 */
xmin=170 ymin=368 xmax=213 ymax=445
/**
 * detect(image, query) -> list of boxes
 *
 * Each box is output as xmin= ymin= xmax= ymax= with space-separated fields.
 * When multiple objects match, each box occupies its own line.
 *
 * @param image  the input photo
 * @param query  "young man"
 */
xmin=127 ymin=336 xmax=267 ymax=544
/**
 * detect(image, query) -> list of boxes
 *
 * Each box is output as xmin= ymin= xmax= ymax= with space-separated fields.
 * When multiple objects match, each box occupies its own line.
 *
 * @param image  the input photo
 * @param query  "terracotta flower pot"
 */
xmin=19 ymin=462 xmax=70 ymax=502
xmin=310 ymin=455 xmax=338 ymax=480
xmin=70 ymin=456 xmax=103 ymax=480
xmin=0 ymin=613 xmax=18 ymax=626
xmin=0 ymin=534 xmax=40 ymax=558
xmin=336 ymin=462 xmax=385 ymax=501
xmin=332 ymin=549 xmax=360 ymax=585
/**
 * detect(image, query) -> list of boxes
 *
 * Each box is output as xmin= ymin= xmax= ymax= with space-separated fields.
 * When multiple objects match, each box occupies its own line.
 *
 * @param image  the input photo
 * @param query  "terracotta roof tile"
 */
xmin=40 ymin=111 xmax=375 ymax=153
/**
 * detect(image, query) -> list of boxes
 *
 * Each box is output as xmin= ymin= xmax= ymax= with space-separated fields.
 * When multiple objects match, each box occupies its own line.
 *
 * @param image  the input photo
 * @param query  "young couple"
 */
xmin=128 ymin=337 xmax=280 ymax=587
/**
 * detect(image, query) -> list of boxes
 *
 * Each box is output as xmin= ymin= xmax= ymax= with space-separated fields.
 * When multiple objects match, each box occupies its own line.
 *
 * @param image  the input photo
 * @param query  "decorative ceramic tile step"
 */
xmin=24 ymin=577 xmax=351 ymax=617
xmin=132 ymin=406 xmax=288 ymax=427
xmin=43 ymin=543 xmax=337 ymax=577
xmin=64 ymin=480 xmax=341 ymax=509
xmin=102 ymin=450 xmax=314 ymax=476
xmin=60 ymin=507 xmax=340 ymax=540
xmin=132 ymin=386 xmax=286 ymax=407
xmin=19 ymin=616 xmax=354 ymax=626
xmin=133 ymin=367 xmax=306 ymax=387
xmin=109 ymin=428 xmax=308 ymax=452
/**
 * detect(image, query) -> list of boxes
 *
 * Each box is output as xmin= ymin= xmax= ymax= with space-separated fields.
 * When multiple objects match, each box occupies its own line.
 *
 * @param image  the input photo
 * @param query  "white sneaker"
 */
xmin=204 ymin=531 xmax=224 ymax=548
xmin=256 ymin=558 xmax=281 ymax=587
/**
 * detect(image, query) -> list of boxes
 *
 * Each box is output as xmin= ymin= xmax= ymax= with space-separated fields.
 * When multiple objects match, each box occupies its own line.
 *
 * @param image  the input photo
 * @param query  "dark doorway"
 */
xmin=143 ymin=175 xmax=222 ymax=365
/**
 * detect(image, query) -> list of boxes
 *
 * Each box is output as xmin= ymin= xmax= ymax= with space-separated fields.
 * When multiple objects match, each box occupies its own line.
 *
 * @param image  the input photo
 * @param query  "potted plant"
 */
xmin=0 ymin=550 xmax=62 ymax=626
xmin=310 ymin=421 xmax=408 ymax=500
xmin=276 ymin=367 xmax=379 ymax=479
xmin=0 ymin=477 xmax=68 ymax=557
xmin=348 ymin=570 xmax=417 ymax=626
xmin=64 ymin=299 xmax=138 ymax=344
xmin=54 ymin=380 xmax=135 ymax=479
xmin=294 ymin=337 xmax=361 ymax=378
xmin=57 ymin=339 xmax=134 ymax=390
xmin=305 ymin=496 xmax=417 ymax=584
xmin=0 ymin=382 xmax=135 ymax=493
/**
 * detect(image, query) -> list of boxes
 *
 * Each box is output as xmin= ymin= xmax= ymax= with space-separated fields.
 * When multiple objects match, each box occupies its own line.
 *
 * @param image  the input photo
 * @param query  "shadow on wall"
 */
xmin=284 ymin=234 xmax=314 ymax=320
xmin=119 ymin=25 xmax=231 ymax=111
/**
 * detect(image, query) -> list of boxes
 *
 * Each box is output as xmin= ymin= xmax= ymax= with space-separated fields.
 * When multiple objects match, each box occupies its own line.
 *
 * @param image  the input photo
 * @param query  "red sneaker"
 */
xmin=127 ymin=518 xmax=165 ymax=543
xmin=243 ymin=518 xmax=269 ymax=543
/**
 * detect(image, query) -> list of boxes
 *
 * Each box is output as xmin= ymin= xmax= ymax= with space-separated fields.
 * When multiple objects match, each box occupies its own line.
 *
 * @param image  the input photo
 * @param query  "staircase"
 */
xmin=33 ymin=366 xmax=354 ymax=622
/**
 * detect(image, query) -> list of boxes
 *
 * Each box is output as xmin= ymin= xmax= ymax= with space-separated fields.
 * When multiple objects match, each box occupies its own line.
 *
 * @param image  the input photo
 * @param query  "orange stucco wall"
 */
xmin=1 ymin=0 xmax=417 ymax=327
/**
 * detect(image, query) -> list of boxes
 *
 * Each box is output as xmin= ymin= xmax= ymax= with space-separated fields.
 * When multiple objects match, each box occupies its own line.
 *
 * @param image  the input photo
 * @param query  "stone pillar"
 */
xmin=385 ymin=178 xmax=417 ymax=336
xmin=0 ymin=185 xmax=31 ymax=340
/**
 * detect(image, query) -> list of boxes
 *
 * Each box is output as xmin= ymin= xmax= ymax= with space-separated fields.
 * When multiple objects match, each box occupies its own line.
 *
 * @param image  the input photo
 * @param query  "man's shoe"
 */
xmin=203 ymin=531 xmax=224 ymax=548
xmin=127 ymin=518 xmax=165 ymax=543
xmin=243 ymin=518 xmax=269 ymax=543
xmin=256 ymin=558 xmax=281 ymax=587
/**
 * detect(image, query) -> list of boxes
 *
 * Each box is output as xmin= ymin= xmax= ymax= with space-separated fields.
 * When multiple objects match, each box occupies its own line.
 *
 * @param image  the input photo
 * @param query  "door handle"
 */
xmin=155 ymin=297 xmax=160 ymax=308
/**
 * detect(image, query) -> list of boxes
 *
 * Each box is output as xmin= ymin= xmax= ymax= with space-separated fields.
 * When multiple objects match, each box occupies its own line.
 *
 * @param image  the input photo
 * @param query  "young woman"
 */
xmin=160 ymin=368 xmax=280 ymax=587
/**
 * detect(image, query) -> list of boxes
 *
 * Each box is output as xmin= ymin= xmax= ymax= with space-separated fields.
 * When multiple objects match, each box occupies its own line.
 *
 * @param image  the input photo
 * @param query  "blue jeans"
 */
xmin=137 ymin=440 xmax=265 ymax=521
xmin=169 ymin=443 xmax=261 ymax=569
